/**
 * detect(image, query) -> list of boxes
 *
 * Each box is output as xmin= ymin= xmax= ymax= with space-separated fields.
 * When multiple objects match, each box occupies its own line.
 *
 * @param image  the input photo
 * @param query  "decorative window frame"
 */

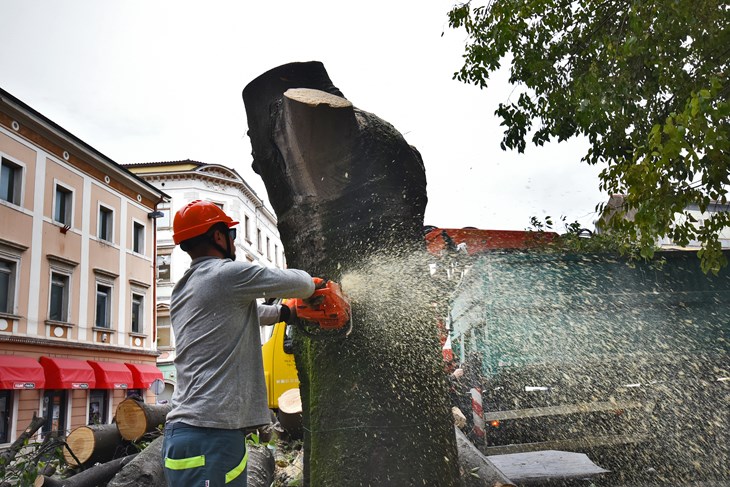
xmin=0 ymin=239 xmax=27 ymax=319
xmin=52 ymin=180 xmax=74 ymax=228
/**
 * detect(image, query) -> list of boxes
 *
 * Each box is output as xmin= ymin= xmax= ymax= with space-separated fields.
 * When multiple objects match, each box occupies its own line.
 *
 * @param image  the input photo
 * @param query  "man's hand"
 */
xmin=303 ymin=277 xmax=327 ymax=308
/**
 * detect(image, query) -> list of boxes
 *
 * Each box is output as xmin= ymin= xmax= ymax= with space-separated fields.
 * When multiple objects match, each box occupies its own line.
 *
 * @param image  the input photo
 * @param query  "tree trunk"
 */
xmin=63 ymin=424 xmax=123 ymax=467
xmin=115 ymin=399 xmax=171 ymax=441
xmin=34 ymin=454 xmax=137 ymax=487
xmin=106 ymin=436 xmax=165 ymax=487
xmin=243 ymin=61 xmax=459 ymax=486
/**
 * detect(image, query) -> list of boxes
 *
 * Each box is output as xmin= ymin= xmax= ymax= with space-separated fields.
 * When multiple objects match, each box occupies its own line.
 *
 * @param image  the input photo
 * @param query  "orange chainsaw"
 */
xmin=291 ymin=278 xmax=352 ymax=337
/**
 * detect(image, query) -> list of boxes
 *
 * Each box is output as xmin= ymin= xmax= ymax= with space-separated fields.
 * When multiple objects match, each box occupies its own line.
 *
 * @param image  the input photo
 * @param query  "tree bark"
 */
xmin=63 ymin=423 xmax=124 ymax=467
xmin=247 ymin=444 xmax=275 ymax=487
xmin=34 ymin=454 xmax=137 ymax=487
xmin=115 ymin=399 xmax=171 ymax=441
xmin=106 ymin=436 xmax=165 ymax=487
xmin=243 ymin=61 xmax=459 ymax=486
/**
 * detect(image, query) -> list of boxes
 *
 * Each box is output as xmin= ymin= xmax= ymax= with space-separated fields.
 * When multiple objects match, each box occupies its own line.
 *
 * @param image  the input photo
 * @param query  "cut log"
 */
xmin=277 ymin=388 xmax=302 ymax=439
xmin=34 ymin=453 xmax=137 ymax=487
xmin=0 ymin=413 xmax=46 ymax=475
xmin=115 ymin=398 xmax=171 ymax=441
xmin=107 ymin=436 xmax=165 ymax=487
xmin=63 ymin=424 xmax=123 ymax=466
xmin=247 ymin=444 xmax=275 ymax=487
xmin=455 ymin=427 xmax=516 ymax=487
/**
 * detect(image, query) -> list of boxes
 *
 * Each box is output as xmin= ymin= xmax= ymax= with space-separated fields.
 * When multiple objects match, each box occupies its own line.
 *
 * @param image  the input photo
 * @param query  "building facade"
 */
xmin=0 ymin=88 xmax=166 ymax=446
xmin=124 ymin=160 xmax=286 ymax=403
xmin=597 ymin=194 xmax=730 ymax=249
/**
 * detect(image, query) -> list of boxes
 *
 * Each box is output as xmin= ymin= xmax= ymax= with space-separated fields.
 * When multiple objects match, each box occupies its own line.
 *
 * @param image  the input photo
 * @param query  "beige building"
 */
xmin=0 ymin=88 xmax=167 ymax=445
xmin=124 ymin=160 xmax=285 ymax=402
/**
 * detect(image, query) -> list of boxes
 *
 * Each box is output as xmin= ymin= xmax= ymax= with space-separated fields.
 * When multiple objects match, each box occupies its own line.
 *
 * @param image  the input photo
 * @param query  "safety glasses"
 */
xmin=228 ymin=228 xmax=237 ymax=240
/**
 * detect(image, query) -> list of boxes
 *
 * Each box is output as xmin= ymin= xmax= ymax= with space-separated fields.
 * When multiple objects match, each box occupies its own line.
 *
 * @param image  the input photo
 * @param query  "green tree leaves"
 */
xmin=448 ymin=0 xmax=729 ymax=272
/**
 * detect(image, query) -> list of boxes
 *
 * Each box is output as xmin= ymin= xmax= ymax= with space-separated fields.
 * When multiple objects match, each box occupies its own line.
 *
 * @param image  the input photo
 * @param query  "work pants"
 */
xmin=162 ymin=422 xmax=248 ymax=487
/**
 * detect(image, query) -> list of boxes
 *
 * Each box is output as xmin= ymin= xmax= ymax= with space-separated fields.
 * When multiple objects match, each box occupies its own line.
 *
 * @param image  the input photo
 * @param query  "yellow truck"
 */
xmin=261 ymin=320 xmax=299 ymax=409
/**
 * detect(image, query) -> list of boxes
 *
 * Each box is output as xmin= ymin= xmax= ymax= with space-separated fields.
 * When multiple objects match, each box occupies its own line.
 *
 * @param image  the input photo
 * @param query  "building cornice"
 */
xmin=0 ymin=88 xmax=169 ymax=208
xmin=0 ymin=334 xmax=160 ymax=357
xmin=127 ymin=162 xmax=278 ymax=223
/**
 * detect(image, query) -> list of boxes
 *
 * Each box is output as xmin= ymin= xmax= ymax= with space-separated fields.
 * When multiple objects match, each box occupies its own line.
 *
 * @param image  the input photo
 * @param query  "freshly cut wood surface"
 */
xmin=116 ymin=398 xmax=171 ymax=441
xmin=63 ymin=424 xmax=122 ymax=466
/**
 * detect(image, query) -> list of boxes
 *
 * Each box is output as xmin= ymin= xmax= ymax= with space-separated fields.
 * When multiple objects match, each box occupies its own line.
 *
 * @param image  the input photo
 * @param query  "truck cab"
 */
xmin=261 ymin=320 xmax=299 ymax=409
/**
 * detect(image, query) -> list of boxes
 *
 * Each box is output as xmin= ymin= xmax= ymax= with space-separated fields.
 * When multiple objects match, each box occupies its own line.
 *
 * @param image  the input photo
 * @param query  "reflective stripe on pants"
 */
xmin=162 ymin=422 xmax=248 ymax=486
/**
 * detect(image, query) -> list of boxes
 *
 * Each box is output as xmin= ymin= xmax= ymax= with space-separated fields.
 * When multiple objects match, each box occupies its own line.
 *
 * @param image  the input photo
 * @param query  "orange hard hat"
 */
xmin=172 ymin=200 xmax=239 ymax=245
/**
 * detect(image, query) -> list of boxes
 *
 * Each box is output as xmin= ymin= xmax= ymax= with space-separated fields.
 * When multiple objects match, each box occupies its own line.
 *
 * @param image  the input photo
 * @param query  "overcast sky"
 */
xmin=2 ymin=0 xmax=606 ymax=231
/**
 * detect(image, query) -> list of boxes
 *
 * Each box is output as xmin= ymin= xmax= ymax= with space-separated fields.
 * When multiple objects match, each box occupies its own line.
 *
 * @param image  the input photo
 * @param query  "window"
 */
xmin=131 ymin=293 xmax=143 ymax=333
xmin=156 ymin=202 xmax=171 ymax=229
xmin=95 ymin=284 xmax=112 ymax=328
xmin=274 ymin=245 xmax=280 ymax=267
xmin=157 ymin=253 xmax=171 ymax=282
xmin=157 ymin=316 xmax=172 ymax=349
xmin=0 ymin=158 xmax=21 ymax=206
xmin=49 ymin=272 xmax=70 ymax=322
xmin=0 ymin=390 xmax=10 ymax=443
xmin=266 ymin=237 xmax=271 ymax=260
xmin=88 ymin=390 xmax=108 ymax=425
xmin=42 ymin=390 xmax=67 ymax=437
xmin=53 ymin=184 xmax=72 ymax=225
xmin=98 ymin=206 xmax=113 ymax=242
xmin=0 ymin=259 xmax=17 ymax=314
xmin=244 ymin=215 xmax=251 ymax=242
xmin=133 ymin=222 xmax=144 ymax=254
xmin=257 ymin=229 xmax=262 ymax=253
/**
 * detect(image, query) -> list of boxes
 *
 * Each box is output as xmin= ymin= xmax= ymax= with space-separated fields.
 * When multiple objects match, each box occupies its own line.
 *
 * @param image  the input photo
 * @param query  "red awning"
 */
xmin=40 ymin=357 xmax=96 ymax=390
xmin=87 ymin=361 xmax=133 ymax=390
xmin=0 ymin=355 xmax=45 ymax=390
xmin=125 ymin=363 xmax=163 ymax=389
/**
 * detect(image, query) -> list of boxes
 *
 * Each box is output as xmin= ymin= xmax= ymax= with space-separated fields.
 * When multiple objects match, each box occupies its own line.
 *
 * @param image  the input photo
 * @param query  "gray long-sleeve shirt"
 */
xmin=167 ymin=256 xmax=314 ymax=429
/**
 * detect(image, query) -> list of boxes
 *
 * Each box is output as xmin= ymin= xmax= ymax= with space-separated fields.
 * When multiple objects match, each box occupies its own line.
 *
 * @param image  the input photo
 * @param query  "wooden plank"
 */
xmin=487 ymin=450 xmax=609 ymax=483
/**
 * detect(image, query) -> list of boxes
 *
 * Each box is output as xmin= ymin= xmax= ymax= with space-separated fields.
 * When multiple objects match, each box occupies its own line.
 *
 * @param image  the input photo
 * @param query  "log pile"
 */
xmin=0 ymin=398 xmax=274 ymax=487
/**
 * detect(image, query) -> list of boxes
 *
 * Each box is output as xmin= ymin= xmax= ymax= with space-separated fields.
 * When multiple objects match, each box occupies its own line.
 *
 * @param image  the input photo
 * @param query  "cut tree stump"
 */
xmin=63 ymin=423 xmax=123 ymax=467
xmin=34 ymin=454 xmax=137 ymax=487
xmin=277 ymin=388 xmax=302 ymax=439
xmin=116 ymin=398 xmax=171 ymax=441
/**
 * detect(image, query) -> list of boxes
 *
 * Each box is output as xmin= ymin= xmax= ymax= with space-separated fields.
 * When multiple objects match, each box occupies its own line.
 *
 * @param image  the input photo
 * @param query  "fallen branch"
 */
xmin=107 ymin=436 xmax=165 ymax=487
xmin=34 ymin=454 xmax=137 ymax=487
xmin=0 ymin=413 xmax=46 ymax=475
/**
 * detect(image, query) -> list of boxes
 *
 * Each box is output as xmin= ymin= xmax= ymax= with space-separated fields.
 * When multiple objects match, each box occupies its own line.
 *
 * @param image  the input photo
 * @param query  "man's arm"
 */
xmin=258 ymin=303 xmax=286 ymax=327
